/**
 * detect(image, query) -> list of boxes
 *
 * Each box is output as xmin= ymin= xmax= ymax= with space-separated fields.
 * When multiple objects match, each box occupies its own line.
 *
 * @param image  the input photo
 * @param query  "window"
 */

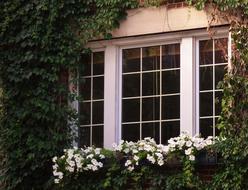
xmin=79 ymin=52 xmax=104 ymax=147
xmin=198 ymin=38 xmax=228 ymax=137
xmin=121 ymin=44 xmax=180 ymax=144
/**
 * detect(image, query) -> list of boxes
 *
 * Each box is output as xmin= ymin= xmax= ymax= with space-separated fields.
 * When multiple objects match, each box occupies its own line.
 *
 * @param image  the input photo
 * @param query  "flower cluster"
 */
xmin=52 ymin=147 xmax=105 ymax=184
xmin=113 ymin=137 xmax=169 ymax=171
xmin=167 ymin=132 xmax=216 ymax=161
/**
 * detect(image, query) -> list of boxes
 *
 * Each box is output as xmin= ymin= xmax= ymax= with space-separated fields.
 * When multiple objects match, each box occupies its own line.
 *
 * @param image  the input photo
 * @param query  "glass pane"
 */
xmin=200 ymin=92 xmax=213 ymax=117
xmin=162 ymin=70 xmax=180 ymax=94
xmin=122 ymin=124 xmax=140 ymax=142
xmin=92 ymin=126 xmax=103 ymax=148
xmin=93 ymin=76 xmax=104 ymax=99
xmin=162 ymin=95 xmax=180 ymax=120
xmin=162 ymin=44 xmax=180 ymax=69
xmin=142 ymin=46 xmax=160 ymax=71
xmin=123 ymin=48 xmax=140 ymax=73
xmin=93 ymin=52 xmax=104 ymax=75
xmin=79 ymin=127 xmax=90 ymax=147
xmin=142 ymin=122 xmax=159 ymax=143
xmin=92 ymin=101 xmax=104 ymax=124
xmin=123 ymin=74 xmax=140 ymax=97
xmin=200 ymin=66 xmax=213 ymax=91
xmin=215 ymin=91 xmax=223 ymax=116
xmin=122 ymin=99 xmax=140 ymax=122
xmin=79 ymin=102 xmax=91 ymax=125
xmin=215 ymin=65 xmax=226 ymax=89
xmin=142 ymin=72 xmax=160 ymax=96
xmin=161 ymin=121 xmax=180 ymax=144
xmin=200 ymin=118 xmax=214 ymax=138
xmin=214 ymin=117 xmax=220 ymax=136
xmin=142 ymin=97 xmax=160 ymax=121
xmin=215 ymin=38 xmax=228 ymax=64
xmin=81 ymin=54 xmax=91 ymax=76
xmin=200 ymin=40 xmax=213 ymax=65
xmin=80 ymin=78 xmax=91 ymax=100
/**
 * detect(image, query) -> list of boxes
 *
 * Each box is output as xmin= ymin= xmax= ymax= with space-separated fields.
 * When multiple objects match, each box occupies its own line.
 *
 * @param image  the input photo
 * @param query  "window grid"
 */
xmin=122 ymin=44 xmax=180 ymax=144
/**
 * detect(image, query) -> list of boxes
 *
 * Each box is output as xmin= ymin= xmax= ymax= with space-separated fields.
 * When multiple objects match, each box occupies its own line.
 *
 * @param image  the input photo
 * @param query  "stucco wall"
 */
xmin=111 ymin=5 xmax=228 ymax=38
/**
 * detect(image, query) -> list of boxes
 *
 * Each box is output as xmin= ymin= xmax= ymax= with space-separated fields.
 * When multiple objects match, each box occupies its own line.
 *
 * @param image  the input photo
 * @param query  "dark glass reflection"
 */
xmin=92 ymin=101 xmax=104 ymax=124
xmin=142 ymin=72 xmax=160 ymax=96
xmin=82 ymin=54 xmax=91 ymax=76
xmin=162 ymin=95 xmax=180 ymax=119
xmin=215 ymin=91 xmax=223 ymax=116
xmin=93 ymin=52 xmax=104 ymax=75
xmin=142 ymin=122 xmax=160 ymax=143
xmin=162 ymin=44 xmax=180 ymax=69
xmin=79 ymin=127 xmax=90 ymax=147
xmin=79 ymin=102 xmax=91 ymax=125
xmin=200 ymin=118 xmax=213 ymax=138
xmin=215 ymin=65 xmax=226 ymax=89
xmin=162 ymin=70 xmax=180 ymax=94
xmin=142 ymin=97 xmax=160 ymax=121
xmin=142 ymin=46 xmax=160 ymax=71
xmin=161 ymin=121 xmax=180 ymax=144
xmin=92 ymin=126 xmax=103 ymax=148
xmin=200 ymin=92 xmax=213 ymax=117
xmin=200 ymin=40 xmax=213 ymax=65
xmin=122 ymin=99 xmax=140 ymax=122
xmin=123 ymin=48 xmax=140 ymax=73
xmin=122 ymin=124 xmax=140 ymax=142
xmin=123 ymin=74 xmax=140 ymax=97
xmin=93 ymin=76 xmax=104 ymax=99
xmin=80 ymin=78 xmax=91 ymax=100
xmin=215 ymin=38 xmax=228 ymax=64
xmin=200 ymin=66 xmax=213 ymax=91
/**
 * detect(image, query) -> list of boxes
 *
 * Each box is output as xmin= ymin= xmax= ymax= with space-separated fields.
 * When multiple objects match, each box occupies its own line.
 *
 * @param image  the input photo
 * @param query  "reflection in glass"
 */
xmin=92 ymin=126 xmax=103 ymax=148
xmin=92 ymin=101 xmax=104 ymax=124
xmin=123 ymin=48 xmax=140 ymax=73
xmin=122 ymin=99 xmax=140 ymax=122
xmin=93 ymin=76 xmax=104 ymax=99
xmin=215 ymin=91 xmax=223 ymax=115
xmin=162 ymin=70 xmax=180 ymax=94
xmin=142 ymin=72 xmax=160 ymax=96
xmin=215 ymin=65 xmax=226 ymax=89
xmin=161 ymin=121 xmax=180 ymax=144
xmin=215 ymin=38 xmax=228 ymax=64
xmin=162 ymin=95 xmax=180 ymax=119
xmin=123 ymin=74 xmax=140 ymax=97
xmin=142 ymin=97 xmax=160 ymax=121
xmin=200 ymin=118 xmax=213 ymax=138
xmin=200 ymin=66 xmax=213 ymax=91
xmin=122 ymin=124 xmax=140 ymax=142
xmin=200 ymin=40 xmax=213 ymax=65
xmin=79 ymin=127 xmax=90 ymax=147
xmin=162 ymin=44 xmax=180 ymax=69
xmin=200 ymin=92 xmax=213 ymax=116
xmin=142 ymin=122 xmax=159 ymax=143
xmin=82 ymin=54 xmax=91 ymax=76
xmin=79 ymin=102 xmax=91 ymax=125
xmin=80 ymin=78 xmax=91 ymax=100
xmin=142 ymin=46 xmax=160 ymax=71
xmin=93 ymin=52 xmax=104 ymax=75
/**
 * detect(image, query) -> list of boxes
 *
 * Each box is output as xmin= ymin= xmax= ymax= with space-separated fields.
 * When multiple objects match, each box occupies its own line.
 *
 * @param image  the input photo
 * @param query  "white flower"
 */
xmin=186 ymin=141 xmax=192 ymax=147
xmin=86 ymin=154 xmax=94 ymax=159
xmin=158 ymin=159 xmax=164 ymax=166
xmin=95 ymin=148 xmax=101 ymax=155
xmin=52 ymin=156 xmax=57 ymax=163
xmin=125 ymin=160 xmax=132 ymax=167
xmin=99 ymin=154 xmax=105 ymax=159
xmin=185 ymin=148 xmax=192 ymax=155
xmin=54 ymin=179 xmax=60 ymax=184
xmin=147 ymin=154 xmax=155 ymax=164
xmin=189 ymin=155 xmax=195 ymax=161
xmin=134 ymin=155 xmax=139 ymax=161
xmin=127 ymin=166 xmax=134 ymax=171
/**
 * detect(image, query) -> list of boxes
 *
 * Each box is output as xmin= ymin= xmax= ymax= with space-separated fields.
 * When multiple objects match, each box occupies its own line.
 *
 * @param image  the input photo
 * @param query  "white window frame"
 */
xmin=83 ymin=26 xmax=229 ymax=148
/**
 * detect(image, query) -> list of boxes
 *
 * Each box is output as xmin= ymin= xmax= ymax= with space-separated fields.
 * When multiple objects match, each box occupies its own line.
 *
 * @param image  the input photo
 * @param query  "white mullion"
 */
xmin=159 ymin=45 xmax=162 ymax=144
xmin=90 ymin=53 xmax=93 ymax=146
xmin=140 ymin=48 xmax=142 ymax=140
xmin=213 ymin=40 xmax=216 ymax=136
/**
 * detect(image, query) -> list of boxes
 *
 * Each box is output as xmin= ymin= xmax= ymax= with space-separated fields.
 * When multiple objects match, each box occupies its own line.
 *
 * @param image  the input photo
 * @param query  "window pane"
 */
xmin=215 ymin=38 xmax=228 ymax=64
xmin=123 ymin=74 xmax=140 ymax=97
xmin=79 ymin=127 xmax=90 ymax=147
xmin=142 ymin=46 xmax=160 ymax=71
xmin=122 ymin=99 xmax=140 ymax=122
xmin=93 ymin=52 xmax=104 ymax=75
xmin=142 ymin=72 xmax=160 ymax=96
xmin=200 ymin=66 xmax=213 ymax=91
xmin=215 ymin=91 xmax=223 ymax=116
xmin=80 ymin=78 xmax=91 ymax=100
xmin=200 ymin=40 xmax=213 ymax=65
xmin=93 ymin=76 xmax=104 ymax=99
xmin=162 ymin=95 xmax=180 ymax=119
xmin=123 ymin=48 xmax=140 ymax=73
xmin=161 ymin=121 xmax=180 ymax=144
xmin=215 ymin=65 xmax=226 ymax=89
xmin=162 ymin=44 xmax=180 ymax=69
xmin=142 ymin=97 xmax=160 ymax=121
xmin=200 ymin=118 xmax=213 ymax=138
xmin=122 ymin=124 xmax=140 ymax=142
xmin=200 ymin=92 xmax=213 ymax=117
xmin=82 ymin=54 xmax=91 ymax=76
xmin=162 ymin=70 xmax=180 ymax=94
xmin=79 ymin=102 xmax=91 ymax=125
xmin=92 ymin=101 xmax=104 ymax=124
xmin=214 ymin=117 xmax=220 ymax=136
xmin=92 ymin=126 xmax=103 ymax=148
xmin=142 ymin=122 xmax=159 ymax=143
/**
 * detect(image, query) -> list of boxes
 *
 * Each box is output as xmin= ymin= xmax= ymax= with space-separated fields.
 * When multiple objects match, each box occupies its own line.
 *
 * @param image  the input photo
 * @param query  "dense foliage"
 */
xmin=0 ymin=1 xmax=138 ymax=189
